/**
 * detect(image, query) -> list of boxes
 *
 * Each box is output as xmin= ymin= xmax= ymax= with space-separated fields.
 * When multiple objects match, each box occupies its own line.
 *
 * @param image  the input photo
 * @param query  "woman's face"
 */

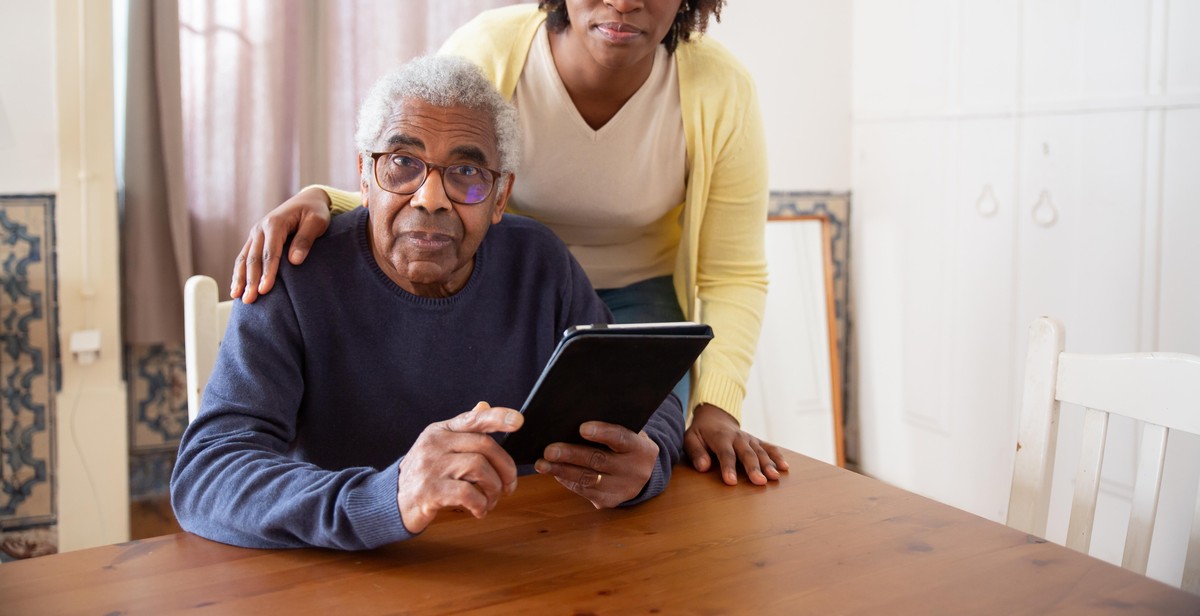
xmin=561 ymin=0 xmax=683 ymax=71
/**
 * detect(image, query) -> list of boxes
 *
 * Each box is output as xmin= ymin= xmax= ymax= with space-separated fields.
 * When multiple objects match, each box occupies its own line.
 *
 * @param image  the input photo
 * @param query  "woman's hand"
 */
xmin=684 ymin=403 xmax=788 ymax=486
xmin=232 ymin=186 xmax=333 ymax=303
xmin=535 ymin=421 xmax=660 ymax=508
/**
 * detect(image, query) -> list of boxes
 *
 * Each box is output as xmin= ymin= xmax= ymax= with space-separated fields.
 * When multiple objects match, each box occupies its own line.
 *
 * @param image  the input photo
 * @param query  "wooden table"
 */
xmin=2 ymin=453 xmax=1198 ymax=615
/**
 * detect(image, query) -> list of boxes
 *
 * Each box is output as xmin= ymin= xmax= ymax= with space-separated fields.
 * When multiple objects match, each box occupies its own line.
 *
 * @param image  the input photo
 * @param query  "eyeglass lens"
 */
xmin=378 ymin=154 xmax=494 ymax=204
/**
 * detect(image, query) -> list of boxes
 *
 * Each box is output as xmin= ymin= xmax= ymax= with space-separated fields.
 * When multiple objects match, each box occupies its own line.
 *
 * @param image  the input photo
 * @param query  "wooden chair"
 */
xmin=184 ymin=275 xmax=233 ymax=423
xmin=1008 ymin=316 xmax=1200 ymax=592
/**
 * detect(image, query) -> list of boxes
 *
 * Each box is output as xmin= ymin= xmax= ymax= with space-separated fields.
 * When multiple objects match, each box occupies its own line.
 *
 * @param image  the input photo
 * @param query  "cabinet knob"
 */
xmin=976 ymin=184 xmax=999 ymax=218
xmin=1032 ymin=190 xmax=1058 ymax=227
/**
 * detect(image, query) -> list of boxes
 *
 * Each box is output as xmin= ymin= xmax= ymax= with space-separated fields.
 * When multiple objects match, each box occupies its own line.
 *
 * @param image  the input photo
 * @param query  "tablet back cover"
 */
xmin=503 ymin=323 xmax=712 ymax=465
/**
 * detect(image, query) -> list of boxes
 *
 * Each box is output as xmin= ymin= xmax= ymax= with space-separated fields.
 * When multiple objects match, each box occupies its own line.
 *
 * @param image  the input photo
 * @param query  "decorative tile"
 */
xmin=129 ymin=449 xmax=176 ymax=500
xmin=126 ymin=342 xmax=187 ymax=452
xmin=125 ymin=342 xmax=186 ymax=501
xmin=0 ymin=194 xmax=58 ymax=556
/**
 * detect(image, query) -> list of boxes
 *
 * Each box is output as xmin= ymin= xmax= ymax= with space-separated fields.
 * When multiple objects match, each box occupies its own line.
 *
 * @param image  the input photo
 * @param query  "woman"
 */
xmin=231 ymin=0 xmax=787 ymax=486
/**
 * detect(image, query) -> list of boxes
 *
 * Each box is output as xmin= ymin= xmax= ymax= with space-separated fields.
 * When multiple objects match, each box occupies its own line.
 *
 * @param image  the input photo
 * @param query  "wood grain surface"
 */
xmin=2 ymin=452 xmax=1197 ymax=615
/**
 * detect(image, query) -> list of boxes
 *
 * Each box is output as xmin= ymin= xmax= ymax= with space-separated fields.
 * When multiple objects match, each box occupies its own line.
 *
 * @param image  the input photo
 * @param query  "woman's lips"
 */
xmin=595 ymin=22 xmax=644 ymax=42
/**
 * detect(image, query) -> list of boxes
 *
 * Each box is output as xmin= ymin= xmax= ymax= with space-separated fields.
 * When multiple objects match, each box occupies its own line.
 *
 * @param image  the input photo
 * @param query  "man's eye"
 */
xmin=390 ymin=155 xmax=421 ymax=169
xmin=449 ymin=165 xmax=481 ymax=177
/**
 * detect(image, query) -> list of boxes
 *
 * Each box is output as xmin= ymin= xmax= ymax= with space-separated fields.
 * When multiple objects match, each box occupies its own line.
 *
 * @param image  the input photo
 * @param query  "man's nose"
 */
xmin=410 ymin=168 xmax=452 ymax=212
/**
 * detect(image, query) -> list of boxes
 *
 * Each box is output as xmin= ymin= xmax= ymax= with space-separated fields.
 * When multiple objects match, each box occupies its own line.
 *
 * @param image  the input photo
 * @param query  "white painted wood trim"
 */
xmin=1122 ymin=423 xmax=1168 ymax=574
xmin=1007 ymin=317 xmax=1064 ymax=537
xmin=184 ymin=276 xmax=231 ymax=423
xmin=1056 ymin=353 xmax=1200 ymax=434
xmin=1067 ymin=408 xmax=1109 ymax=553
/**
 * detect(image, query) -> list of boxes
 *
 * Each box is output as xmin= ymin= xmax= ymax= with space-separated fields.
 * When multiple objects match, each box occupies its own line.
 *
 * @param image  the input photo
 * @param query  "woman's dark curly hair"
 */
xmin=538 ymin=1 xmax=726 ymax=54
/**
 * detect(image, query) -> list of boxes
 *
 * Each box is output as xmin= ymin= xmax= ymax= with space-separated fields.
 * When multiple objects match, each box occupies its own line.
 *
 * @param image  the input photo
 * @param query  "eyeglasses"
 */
xmin=367 ymin=152 xmax=500 ymax=205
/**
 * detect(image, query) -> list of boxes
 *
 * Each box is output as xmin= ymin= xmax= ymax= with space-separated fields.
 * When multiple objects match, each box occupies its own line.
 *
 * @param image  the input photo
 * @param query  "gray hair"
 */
xmin=354 ymin=55 xmax=520 ymax=175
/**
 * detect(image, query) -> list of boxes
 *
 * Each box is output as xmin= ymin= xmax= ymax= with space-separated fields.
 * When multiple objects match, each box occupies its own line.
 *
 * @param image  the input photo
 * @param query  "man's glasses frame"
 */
xmin=367 ymin=151 xmax=501 ymax=205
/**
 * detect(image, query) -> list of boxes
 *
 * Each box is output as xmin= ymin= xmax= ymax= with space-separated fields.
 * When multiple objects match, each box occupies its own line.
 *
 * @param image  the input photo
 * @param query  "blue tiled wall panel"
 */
xmin=126 ymin=341 xmax=187 ymax=500
xmin=0 ymin=195 xmax=59 ymax=560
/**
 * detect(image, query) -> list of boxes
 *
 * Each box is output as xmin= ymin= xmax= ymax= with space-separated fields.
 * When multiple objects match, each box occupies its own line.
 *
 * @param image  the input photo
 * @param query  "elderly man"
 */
xmin=170 ymin=56 xmax=684 ymax=550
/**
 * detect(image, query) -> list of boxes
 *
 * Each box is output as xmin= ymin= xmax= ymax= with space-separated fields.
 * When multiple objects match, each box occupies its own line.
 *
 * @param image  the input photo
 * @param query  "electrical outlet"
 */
xmin=70 ymin=329 xmax=101 ymax=364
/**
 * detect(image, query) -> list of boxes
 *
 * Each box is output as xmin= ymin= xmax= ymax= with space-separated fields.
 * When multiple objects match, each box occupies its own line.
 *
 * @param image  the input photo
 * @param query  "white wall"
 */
xmin=708 ymin=0 xmax=852 ymax=192
xmin=0 ymin=0 xmax=58 ymax=192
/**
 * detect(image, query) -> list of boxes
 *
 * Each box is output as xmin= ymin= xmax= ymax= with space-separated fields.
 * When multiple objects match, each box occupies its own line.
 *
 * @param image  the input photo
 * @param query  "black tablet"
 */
xmin=502 ymin=322 xmax=713 ymax=465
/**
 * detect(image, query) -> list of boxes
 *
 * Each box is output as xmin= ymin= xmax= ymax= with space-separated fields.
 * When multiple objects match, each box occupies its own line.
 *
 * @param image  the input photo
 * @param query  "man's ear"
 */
xmin=490 ymin=173 xmax=514 ymax=223
xmin=359 ymin=154 xmax=370 ymax=207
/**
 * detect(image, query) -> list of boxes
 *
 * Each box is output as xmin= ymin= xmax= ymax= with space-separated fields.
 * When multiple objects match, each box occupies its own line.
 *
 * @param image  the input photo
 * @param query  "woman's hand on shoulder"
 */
xmin=684 ymin=403 xmax=789 ymax=486
xmin=232 ymin=186 xmax=332 ymax=303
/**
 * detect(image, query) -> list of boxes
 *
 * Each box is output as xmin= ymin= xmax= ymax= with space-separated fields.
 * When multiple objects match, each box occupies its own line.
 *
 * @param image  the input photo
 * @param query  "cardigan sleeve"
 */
xmin=683 ymin=43 xmax=770 ymax=423
xmin=304 ymin=184 xmax=361 ymax=216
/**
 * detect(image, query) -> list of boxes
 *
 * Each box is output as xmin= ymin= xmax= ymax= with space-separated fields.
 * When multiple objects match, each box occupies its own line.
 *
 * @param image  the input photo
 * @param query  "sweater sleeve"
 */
xmin=622 ymin=393 xmax=684 ymax=507
xmin=170 ymin=274 xmax=411 ymax=550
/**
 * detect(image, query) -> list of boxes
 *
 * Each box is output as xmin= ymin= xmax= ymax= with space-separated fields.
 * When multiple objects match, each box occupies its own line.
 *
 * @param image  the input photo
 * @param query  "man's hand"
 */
xmin=396 ymin=402 xmax=522 ymax=534
xmin=232 ymin=186 xmax=333 ymax=303
xmin=534 ymin=421 xmax=659 ymax=508
xmin=684 ymin=403 xmax=789 ymax=486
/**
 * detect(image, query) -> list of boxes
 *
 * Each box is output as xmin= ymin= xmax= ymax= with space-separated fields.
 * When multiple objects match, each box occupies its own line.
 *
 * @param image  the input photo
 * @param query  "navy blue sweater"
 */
xmin=171 ymin=209 xmax=683 ymax=549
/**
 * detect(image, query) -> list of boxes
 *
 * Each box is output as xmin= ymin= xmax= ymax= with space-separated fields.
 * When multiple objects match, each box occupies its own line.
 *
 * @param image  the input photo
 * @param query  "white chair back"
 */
xmin=1008 ymin=316 xmax=1200 ymax=593
xmin=184 ymin=275 xmax=233 ymax=422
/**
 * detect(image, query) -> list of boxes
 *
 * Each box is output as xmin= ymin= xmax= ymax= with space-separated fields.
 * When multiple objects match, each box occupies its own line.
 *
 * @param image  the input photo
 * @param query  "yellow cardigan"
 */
xmin=328 ymin=5 xmax=768 ymax=420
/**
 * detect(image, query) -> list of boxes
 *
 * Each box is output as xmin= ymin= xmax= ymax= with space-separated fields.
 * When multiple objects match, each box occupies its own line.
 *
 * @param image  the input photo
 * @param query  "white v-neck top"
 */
xmin=510 ymin=24 xmax=687 ymax=289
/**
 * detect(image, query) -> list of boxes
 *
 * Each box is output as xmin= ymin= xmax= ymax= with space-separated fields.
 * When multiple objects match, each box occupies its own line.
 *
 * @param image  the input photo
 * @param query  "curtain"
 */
xmin=123 ymin=0 xmax=520 ymax=344
xmin=123 ymin=0 xmax=190 ymax=343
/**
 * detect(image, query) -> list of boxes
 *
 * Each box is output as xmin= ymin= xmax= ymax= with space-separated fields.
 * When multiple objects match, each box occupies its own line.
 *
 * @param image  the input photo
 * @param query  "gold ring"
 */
xmin=595 ymin=473 xmax=603 ymax=487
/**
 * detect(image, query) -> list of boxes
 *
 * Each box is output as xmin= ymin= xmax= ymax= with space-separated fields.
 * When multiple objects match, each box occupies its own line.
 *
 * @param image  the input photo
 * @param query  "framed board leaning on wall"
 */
xmin=740 ymin=214 xmax=845 ymax=467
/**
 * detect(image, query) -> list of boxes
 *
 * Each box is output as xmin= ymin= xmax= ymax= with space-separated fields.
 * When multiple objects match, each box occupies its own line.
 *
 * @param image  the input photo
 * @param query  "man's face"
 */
xmin=361 ymin=98 xmax=512 ymax=298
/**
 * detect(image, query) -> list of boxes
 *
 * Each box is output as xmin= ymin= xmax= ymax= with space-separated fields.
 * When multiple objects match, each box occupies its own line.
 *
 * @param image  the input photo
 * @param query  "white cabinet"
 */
xmin=853 ymin=117 xmax=1018 ymax=518
xmin=852 ymin=0 xmax=1200 ymax=585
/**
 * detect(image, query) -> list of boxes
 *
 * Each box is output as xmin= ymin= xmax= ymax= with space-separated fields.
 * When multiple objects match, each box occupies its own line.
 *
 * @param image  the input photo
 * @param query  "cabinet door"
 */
xmin=853 ymin=118 xmax=1016 ymax=519
xmin=1022 ymin=0 xmax=1152 ymax=107
xmin=854 ymin=0 xmax=1020 ymax=118
xmin=1167 ymin=0 xmax=1200 ymax=97
xmin=959 ymin=0 xmax=1020 ymax=112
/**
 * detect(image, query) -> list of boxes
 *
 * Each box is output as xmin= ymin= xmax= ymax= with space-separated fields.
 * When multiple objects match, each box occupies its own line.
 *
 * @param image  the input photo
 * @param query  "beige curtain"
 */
xmin=123 ymin=0 xmax=190 ymax=344
xmin=123 ymin=0 xmax=519 ymax=343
